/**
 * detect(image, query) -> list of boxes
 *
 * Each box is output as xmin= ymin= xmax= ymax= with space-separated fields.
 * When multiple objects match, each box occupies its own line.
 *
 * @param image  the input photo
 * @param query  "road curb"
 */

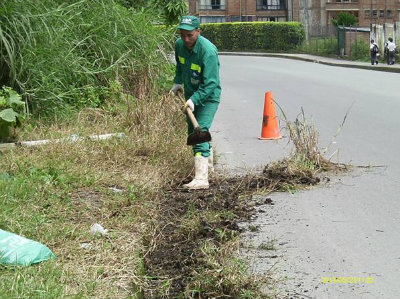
xmin=219 ymin=52 xmax=400 ymax=74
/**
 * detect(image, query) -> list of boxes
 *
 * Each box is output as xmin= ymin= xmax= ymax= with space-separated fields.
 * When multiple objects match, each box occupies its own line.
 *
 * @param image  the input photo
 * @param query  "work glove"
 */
xmin=169 ymin=83 xmax=183 ymax=95
xmin=182 ymin=99 xmax=195 ymax=114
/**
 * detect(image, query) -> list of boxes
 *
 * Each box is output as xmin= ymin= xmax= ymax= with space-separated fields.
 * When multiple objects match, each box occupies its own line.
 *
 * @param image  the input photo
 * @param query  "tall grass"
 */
xmin=347 ymin=38 xmax=369 ymax=60
xmin=0 ymin=91 xmax=191 ymax=298
xmin=298 ymin=37 xmax=338 ymax=56
xmin=0 ymin=0 xmax=174 ymax=115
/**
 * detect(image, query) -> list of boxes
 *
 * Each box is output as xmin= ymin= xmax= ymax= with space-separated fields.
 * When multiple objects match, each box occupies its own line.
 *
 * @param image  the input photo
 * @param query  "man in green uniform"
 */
xmin=170 ymin=15 xmax=221 ymax=190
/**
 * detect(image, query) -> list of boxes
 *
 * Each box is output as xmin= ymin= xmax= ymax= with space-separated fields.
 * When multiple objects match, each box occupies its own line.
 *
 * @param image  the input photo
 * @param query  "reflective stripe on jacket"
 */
xmin=174 ymin=35 xmax=221 ymax=106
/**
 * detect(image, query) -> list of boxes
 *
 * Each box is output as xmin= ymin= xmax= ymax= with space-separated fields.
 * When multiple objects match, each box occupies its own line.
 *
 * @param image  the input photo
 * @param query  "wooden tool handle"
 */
xmin=177 ymin=93 xmax=200 ymax=129
xmin=185 ymin=107 xmax=200 ymax=129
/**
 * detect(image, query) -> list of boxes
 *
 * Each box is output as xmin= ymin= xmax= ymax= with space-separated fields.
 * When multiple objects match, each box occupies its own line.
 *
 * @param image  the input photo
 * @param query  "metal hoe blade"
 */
xmin=186 ymin=128 xmax=211 ymax=145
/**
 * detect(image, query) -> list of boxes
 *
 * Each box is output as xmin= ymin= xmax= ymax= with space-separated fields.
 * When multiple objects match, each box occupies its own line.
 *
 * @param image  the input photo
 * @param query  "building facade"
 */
xmin=188 ymin=0 xmax=288 ymax=22
xmin=188 ymin=0 xmax=400 ymax=27
xmin=327 ymin=0 xmax=400 ymax=27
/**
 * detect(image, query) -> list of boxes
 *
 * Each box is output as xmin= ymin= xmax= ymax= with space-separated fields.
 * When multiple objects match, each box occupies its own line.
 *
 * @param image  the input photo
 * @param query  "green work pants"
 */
xmin=186 ymin=100 xmax=219 ymax=157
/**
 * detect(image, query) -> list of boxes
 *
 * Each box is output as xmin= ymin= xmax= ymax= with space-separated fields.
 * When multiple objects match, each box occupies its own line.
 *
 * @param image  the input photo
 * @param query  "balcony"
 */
xmin=256 ymin=4 xmax=286 ymax=10
xmin=326 ymin=0 xmax=359 ymax=11
xmin=256 ymin=0 xmax=286 ymax=11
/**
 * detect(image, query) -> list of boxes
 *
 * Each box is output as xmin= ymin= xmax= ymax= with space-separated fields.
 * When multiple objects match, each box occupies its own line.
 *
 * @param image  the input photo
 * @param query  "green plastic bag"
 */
xmin=0 ymin=229 xmax=56 ymax=266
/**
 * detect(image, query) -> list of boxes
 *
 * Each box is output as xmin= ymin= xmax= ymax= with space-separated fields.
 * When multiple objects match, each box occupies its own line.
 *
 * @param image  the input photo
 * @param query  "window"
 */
xmin=199 ymin=0 xmax=226 ymax=10
xmin=200 ymin=16 xmax=226 ymax=23
xmin=258 ymin=0 xmax=268 ymax=9
xmin=372 ymin=10 xmax=377 ymax=19
xmin=387 ymin=10 xmax=392 ymax=19
xmin=231 ymin=16 xmax=254 ymax=22
xmin=380 ymin=10 xmax=384 ymax=18
xmin=211 ymin=0 xmax=220 ymax=9
xmin=256 ymin=0 xmax=284 ymax=10
xmin=257 ymin=16 xmax=286 ymax=22
xmin=365 ymin=10 xmax=370 ymax=18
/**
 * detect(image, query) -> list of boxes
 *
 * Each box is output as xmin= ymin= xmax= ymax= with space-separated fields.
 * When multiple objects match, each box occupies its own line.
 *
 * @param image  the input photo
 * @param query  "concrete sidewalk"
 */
xmin=220 ymin=52 xmax=400 ymax=73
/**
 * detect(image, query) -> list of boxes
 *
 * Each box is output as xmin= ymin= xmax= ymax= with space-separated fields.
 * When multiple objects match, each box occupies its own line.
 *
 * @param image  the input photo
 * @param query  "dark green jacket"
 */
xmin=174 ymin=35 xmax=221 ymax=105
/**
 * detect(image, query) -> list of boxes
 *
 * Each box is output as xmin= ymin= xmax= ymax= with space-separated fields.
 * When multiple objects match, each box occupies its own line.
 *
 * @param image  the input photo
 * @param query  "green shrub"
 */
xmin=200 ymin=22 xmax=305 ymax=51
xmin=0 ymin=86 xmax=25 ymax=141
xmin=331 ymin=12 xmax=358 ymax=27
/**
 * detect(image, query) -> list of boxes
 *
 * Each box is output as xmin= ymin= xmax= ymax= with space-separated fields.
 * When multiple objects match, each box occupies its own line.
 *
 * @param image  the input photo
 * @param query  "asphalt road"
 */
xmin=212 ymin=55 xmax=400 ymax=299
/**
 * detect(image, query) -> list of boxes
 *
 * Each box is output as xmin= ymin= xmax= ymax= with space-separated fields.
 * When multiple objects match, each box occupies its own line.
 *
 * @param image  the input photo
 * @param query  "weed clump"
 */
xmin=0 ymin=0 xmax=174 ymax=114
xmin=286 ymin=109 xmax=349 ymax=173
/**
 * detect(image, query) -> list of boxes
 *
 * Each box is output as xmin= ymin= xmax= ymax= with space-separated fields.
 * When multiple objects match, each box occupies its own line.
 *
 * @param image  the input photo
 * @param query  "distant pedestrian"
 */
xmin=387 ymin=37 xmax=396 ymax=65
xmin=384 ymin=39 xmax=390 ymax=64
xmin=370 ymin=39 xmax=379 ymax=65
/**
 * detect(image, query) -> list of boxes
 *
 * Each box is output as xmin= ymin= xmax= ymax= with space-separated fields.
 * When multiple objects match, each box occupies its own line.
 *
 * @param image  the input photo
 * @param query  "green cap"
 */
xmin=177 ymin=16 xmax=200 ymax=31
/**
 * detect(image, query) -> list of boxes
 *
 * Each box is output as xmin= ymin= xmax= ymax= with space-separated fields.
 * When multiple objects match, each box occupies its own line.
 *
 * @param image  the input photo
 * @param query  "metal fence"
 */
xmin=299 ymin=24 xmax=339 ymax=56
xmin=301 ymin=16 xmax=400 ymax=57
xmin=300 ymin=24 xmax=371 ymax=58
xmin=307 ymin=24 xmax=337 ymax=38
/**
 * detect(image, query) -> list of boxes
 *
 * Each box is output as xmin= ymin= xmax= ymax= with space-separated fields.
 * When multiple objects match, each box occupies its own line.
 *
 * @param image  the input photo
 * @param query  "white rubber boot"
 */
xmin=183 ymin=155 xmax=209 ymax=190
xmin=208 ymin=149 xmax=214 ymax=174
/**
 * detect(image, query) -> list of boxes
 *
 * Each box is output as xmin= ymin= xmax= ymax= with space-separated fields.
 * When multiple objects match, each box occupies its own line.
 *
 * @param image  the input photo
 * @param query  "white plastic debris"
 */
xmin=90 ymin=223 xmax=108 ymax=236
xmin=80 ymin=243 xmax=92 ymax=250
xmin=108 ymin=187 xmax=124 ymax=193
xmin=69 ymin=134 xmax=79 ymax=142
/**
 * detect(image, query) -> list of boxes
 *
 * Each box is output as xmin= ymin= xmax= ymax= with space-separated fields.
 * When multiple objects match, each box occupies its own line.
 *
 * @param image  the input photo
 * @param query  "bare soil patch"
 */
xmin=142 ymin=162 xmax=327 ymax=298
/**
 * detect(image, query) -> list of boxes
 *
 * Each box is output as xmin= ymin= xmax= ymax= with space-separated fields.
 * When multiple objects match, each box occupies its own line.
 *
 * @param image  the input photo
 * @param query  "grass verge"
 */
xmin=0 ymin=92 xmax=348 ymax=298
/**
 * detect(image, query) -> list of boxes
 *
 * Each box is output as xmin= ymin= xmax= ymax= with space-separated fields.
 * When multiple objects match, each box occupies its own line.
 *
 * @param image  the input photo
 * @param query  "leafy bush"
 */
xmin=200 ymin=22 xmax=305 ymax=51
xmin=331 ymin=12 xmax=358 ymax=27
xmin=0 ymin=86 xmax=25 ymax=141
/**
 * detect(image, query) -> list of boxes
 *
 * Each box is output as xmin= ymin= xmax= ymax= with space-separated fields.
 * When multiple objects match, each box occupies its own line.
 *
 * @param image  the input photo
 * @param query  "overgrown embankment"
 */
xmin=0 ymin=1 xmax=348 ymax=298
xmin=3 ymin=91 xmax=311 ymax=298
xmin=0 ymin=1 xmax=271 ymax=297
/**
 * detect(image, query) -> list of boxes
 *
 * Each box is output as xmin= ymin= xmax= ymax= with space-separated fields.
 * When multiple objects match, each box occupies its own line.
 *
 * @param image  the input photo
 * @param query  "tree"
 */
xmin=157 ymin=0 xmax=188 ymax=25
xmin=118 ymin=0 xmax=188 ymax=25
xmin=331 ymin=12 xmax=358 ymax=27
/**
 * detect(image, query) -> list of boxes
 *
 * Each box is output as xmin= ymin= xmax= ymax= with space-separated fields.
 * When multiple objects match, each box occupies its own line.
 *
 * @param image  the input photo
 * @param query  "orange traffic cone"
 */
xmin=258 ymin=91 xmax=282 ymax=140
